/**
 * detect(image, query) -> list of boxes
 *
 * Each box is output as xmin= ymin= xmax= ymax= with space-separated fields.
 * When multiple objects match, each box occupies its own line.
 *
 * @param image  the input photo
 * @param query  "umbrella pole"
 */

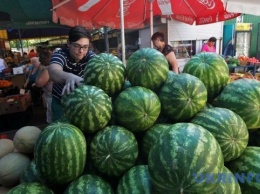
xmin=104 ymin=27 xmax=109 ymax=53
xmin=18 ymin=29 xmax=24 ymax=62
xmin=120 ymin=0 xmax=126 ymax=66
xmin=149 ymin=0 xmax=154 ymax=48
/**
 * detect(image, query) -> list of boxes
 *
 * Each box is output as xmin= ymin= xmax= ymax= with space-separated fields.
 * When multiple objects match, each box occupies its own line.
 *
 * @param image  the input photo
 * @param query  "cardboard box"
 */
xmin=12 ymin=66 xmax=24 ymax=75
xmin=0 ymin=91 xmax=31 ymax=115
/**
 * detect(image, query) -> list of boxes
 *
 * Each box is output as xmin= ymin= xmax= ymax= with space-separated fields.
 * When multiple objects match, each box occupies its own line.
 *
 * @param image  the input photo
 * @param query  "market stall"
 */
xmin=0 ymin=79 xmax=32 ymax=130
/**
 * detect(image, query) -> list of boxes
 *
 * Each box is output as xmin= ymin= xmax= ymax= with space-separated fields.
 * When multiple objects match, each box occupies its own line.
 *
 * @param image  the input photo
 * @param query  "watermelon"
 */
xmin=191 ymin=107 xmax=248 ymax=162
xmin=34 ymin=122 xmax=87 ymax=185
xmin=158 ymin=72 xmax=207 ymax=122
xmin=126 ymin=48 xmax=169 ymax=91
xmin=61 ymin=85 xmax=112 ymax=133
xmin=90 ymin=125 xmax=138 ymax=177
xmin=64 ymin=174 xmax=114 ymax=194
xmin=213 ymin=166 xmax=241 ymax=194
xmin=148 ymin=123 xmax=224 ymax=193
xmin=226 ymin=146 xmax=260 ymax=194
xmin=113 ymin=86 xmax=161 ymax=132
xmin=182 ymin=52 xmax=229 ymax=101
xmin=7 ymin=182 xmax=54 ymax=194
xmin=142 ymin=124 xmax=171 ymax=161
xmin=117 ymin=165 xmax=154 ymax=194
xmin=84 ymin=53 xmax=126 ymax=97
xmin=213 ymin=78 xmax=260 ymax=130
xmin=20 ymin=160 xmax=46 ymax=184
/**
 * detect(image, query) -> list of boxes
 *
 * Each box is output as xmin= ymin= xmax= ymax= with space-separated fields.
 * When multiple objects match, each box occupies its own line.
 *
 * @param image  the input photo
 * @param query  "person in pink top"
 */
xmin=201 ymin=37 xmax=217 ymax=53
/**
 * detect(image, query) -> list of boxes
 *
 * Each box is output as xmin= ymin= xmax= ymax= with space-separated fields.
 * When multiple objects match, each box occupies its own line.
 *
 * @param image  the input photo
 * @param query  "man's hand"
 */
xmin=62 ymin=73 xmax=83 ymax=95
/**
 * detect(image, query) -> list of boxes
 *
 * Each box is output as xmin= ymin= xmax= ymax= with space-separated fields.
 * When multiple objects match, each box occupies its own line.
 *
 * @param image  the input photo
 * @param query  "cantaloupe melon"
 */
xmin=0 ymin=139 xmax=14 ymax=159
xmin=13 ymin=126 xmax=41 ymax=154
xmin=0 ymin=152 xmax=30 ymax=187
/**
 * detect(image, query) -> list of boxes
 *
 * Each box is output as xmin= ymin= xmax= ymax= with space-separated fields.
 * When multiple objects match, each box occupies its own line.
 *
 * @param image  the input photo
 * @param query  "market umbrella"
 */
xmin=52 ymin=0 xmax=241 ymax=28
xmin=153 ymin=0 xmax=241 ymax=25
xmin=51 ymin=0 xmax=241 ymax=63
xmin=0 ymin=0 xmax=65 ymax=29
xmin=0 ymin=0 xmax=70 ymax=56
xmin=225 ymin=0 xmax=260 ymax=16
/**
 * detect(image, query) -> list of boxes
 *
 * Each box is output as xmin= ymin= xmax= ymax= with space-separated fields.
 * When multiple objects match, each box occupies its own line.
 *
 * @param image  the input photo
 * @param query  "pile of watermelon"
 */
xmin=3 ymin=49 xmax=260 ymax=193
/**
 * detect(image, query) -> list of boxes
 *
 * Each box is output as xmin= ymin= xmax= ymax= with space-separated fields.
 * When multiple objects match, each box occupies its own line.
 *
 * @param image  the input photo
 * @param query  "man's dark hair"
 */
xmin=68 ymin=26 xmax=92 ymax=42
xmin=151 ymin=32 xmax=165 ymax=42
xmin=209 ymin=37 xmax=217 ymax=42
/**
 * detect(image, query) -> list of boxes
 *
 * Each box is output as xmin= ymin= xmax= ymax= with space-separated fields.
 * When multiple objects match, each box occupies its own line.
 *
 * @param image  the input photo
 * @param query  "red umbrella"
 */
xmin=51 ymin=0 xmax=240 ymax=64
xmin=153 ymin=0 xmax=241 ymax=25
xmin=52 ymin=0 xmax=240 ymax=28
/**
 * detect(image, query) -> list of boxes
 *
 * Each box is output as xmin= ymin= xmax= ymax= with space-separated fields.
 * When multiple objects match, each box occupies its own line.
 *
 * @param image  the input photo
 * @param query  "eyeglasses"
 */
xmin=71 ymin=42 xmax=89 ymax=51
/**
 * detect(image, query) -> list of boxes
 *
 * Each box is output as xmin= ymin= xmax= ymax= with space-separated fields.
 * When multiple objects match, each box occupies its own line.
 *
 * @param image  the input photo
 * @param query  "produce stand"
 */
xmin=228 ymin=63 xmax=260 ymax=76
xmin=0 ymin=87 xmax=32 ymax=130
xmin=0 ymin=91 xmax=31 ymax=115
xmin=0 ymin=73 xmax=26 ymax=89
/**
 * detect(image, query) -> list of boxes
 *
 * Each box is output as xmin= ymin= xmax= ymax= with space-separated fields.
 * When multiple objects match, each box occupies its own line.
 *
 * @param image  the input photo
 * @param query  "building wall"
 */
xmin=224 ymin=15 xmax=260 ymax=57
xmin=167 ymin=20 xmax=224 ymax=54
xmin=139 ymin=25 xmax=167 ymax=48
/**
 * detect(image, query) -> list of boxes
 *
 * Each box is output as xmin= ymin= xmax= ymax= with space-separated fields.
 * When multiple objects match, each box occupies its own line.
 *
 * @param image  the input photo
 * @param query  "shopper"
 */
xmin=49 ymin=26 xmax=95 ymax=121
xmin=151 ymin=32 xmax=179 ymax=73
xmin=35 ymin=49 xmax=53 ymax=123
xmin=24 ymin=57 xmax=43 ymax=104
xmin=0 ymin=55 xmax=8 ymax=74
xmin=201 ymin=37 xmax=217 ymax=53
xmin=28 ymin=49 xmax=37 ymax=58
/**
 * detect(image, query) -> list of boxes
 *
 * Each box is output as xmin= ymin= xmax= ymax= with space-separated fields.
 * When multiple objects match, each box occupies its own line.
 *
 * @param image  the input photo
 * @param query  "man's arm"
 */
xmin=166 ymin=52 xmax=179 ymax=73
xmin=49 ymin=63 xmax=83 ymax=95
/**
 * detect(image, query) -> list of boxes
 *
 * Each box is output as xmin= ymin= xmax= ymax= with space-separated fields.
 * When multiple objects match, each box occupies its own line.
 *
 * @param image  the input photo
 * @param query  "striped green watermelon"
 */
xmin=158 ymin=72 xmax=207 ymax=122
xmin=61 ymin=85 xmax=112 ymax=133
xmin=213 ymin=78 xmax=260 ymax=130
xmin=227 ymin=146 xmax=260 ymax=194
xmin=113 ymin=86 xmax=161 ymax=132
xmin=148 ymin=123 xmax=224 ymax=193
xmin=142 ymin=124 xmax=171 ymax=161
xmin=213 ymin=166 xmax=241 ymax=194
xmin=117 ymin=165 xmax=154 ymax=194
xmin=84 ymin=53 xmax=126 ymax=97
xmin=126 ymin=48 xmax=169 ymax=91
xmin=64 ymin=174 xmax=114 ymax=194
xmin=8 ymin=182 xmax=54 ymax=194
xmin=20 ymin=160 xmax=46 ymax=184
xmin=34 ymin=122 xmax=87 ymax=185
xmin=183 ymin=52 xmax=229 ymax=101
xmin=191 ymin=107 xmax=248 ymax=162
xmin=90 ymin=125 xmax=138 ymax=177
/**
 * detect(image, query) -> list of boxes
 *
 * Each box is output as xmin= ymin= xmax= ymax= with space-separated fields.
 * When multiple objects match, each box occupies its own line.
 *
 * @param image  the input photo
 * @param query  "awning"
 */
xmin=226 ymin=0 xmax=260 ymax=16
xmin=0 ymin=0 xmax=66 ymax=29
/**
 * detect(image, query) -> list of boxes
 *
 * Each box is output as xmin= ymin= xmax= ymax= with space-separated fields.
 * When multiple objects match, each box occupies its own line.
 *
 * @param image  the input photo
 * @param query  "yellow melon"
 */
xmin=13 ymin=126 xmax=42 ymax=154
xmin=0 ymin=152 xmax=30 ymax=187
xmin=0 ymin=139 xmax=14 ymax=159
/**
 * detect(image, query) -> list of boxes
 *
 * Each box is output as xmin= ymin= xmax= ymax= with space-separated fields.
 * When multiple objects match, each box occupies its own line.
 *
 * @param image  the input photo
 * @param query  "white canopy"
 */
xmin=225 ymin=0 xmax=260 ymax=16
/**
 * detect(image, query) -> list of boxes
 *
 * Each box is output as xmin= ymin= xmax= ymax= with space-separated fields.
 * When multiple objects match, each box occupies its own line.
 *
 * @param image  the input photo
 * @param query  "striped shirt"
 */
xmin=50 ymin=48 xmax=95 ymax=100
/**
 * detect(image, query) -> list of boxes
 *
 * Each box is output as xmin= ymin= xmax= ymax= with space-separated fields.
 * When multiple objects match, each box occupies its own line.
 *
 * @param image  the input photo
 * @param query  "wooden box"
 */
xmin=0 ymin=91 xmax=31 ymax=115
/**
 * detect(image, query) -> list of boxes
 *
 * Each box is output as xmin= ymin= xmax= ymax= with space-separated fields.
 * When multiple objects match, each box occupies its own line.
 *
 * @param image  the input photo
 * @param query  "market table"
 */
xmin=0 ymin=73 xmax=26 ymax=89
xmin=228 ymin=63 xmax=260 ymax=76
